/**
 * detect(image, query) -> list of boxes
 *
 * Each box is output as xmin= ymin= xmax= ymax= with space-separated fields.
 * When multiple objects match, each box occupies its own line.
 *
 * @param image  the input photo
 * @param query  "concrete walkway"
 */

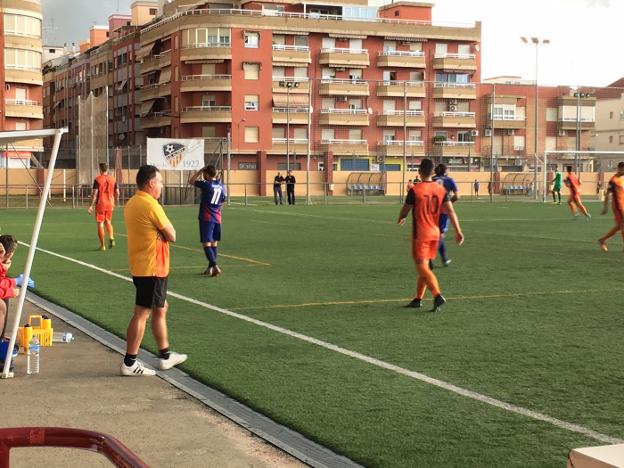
xmin=1 ymin=299 xmax=305 ymax=468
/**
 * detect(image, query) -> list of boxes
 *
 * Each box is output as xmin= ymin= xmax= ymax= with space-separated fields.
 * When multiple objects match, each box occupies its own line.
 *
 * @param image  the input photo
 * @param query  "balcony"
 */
xmin=432 ymin=83 xmax=476 ymax=99
xmin=181 ymin=106 xmax=232 ymax=123
xmin=432 ymin=111 xmax=476 ymax=128
xmin=142 ymin=111 xmax=172 ymax=129
xmin=204 ymin=137 xmax=228 ymax=153
xmin=272 ymin=44 xmax=311 ymax=65
xmin=319 ymin=108 xmax=369 ymax=126
xmin=377 ymin=140 xmax=425 ymax=157
xmin=488 ymin=114 xmax=526 ymax=130
xmin=180 ymin=43 xmax=231 ymax=62
xmin=141 ymin=83 xmax=163 ymax=101
xmin=270 ymin=138 xmax=309 ymax=155
xmin=376 ymin=110 xmax=425 ymax=127
xmin=5 ymin=99 xmax=43 ymax=119
xmin=377 ymin=50 xmax=425 ymax=68
xmin=319 ymin=48 xmax=369 ymax=68
xmin=558 ymin=117 xmax=596 ymax=131
xmin=319 ymin=79 xmax=369 ymax=97
xmin=140 ymin=50 xmax=171 ymax=74
xmin=376 ymin=81 xmax=425 ymax=98
xmin=432 ymin=141 xmax=475 ymax=157
xmin=181 ymin=75 xmax=232 ymax=92
xmin=320 ymin=138 xmax=369 ymax=156
xmin=433 ymin=53 xmax=477 ymax=72
xmin=5 ymin=67 xmax=42 ymax=85
xmin=272 ymin=77 xmax=309 ymax=94
xmin=272 ymin=108 xmax=309 ymax=124
xmin=7 ymin=138 xmax=43 ymax=152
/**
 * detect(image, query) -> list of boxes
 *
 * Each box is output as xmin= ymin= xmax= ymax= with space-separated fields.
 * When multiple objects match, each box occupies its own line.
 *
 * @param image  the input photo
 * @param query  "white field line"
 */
xmin=19 ymin=241 xmax=623 ymax=445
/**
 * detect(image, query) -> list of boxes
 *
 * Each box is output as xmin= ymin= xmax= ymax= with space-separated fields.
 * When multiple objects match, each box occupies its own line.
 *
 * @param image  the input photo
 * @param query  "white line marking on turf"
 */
xmin=20 ymin=241 xmax=623 ymax=445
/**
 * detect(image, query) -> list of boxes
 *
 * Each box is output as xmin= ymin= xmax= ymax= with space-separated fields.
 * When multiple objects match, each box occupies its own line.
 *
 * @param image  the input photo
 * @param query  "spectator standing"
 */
xmin=285 ymin=170 xmax=296 ymax=205
xmin=473 ymin=179 xmax=480 ymax=198
xmin=273 ymin=172 xmax=284 ymax=205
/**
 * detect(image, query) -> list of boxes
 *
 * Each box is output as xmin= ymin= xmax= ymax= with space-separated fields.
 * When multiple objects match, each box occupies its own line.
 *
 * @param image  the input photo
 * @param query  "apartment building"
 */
xmin=138 ymin=0 xmax=481 ymax=184
xmin=0 ymin=0 xmax=44 ymax=167
xmin=592 ymin=78 xmax=624 ymax=171
xmin=477 ymin=83 xmax=596 ymax=171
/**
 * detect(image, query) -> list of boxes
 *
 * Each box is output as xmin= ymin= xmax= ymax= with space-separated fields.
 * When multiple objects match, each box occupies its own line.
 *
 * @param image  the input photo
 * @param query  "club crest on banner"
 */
xmin=147 ymin=138 xmax=205 ymax=171
xmin=163 ymin=142 xmax=185 ymax=168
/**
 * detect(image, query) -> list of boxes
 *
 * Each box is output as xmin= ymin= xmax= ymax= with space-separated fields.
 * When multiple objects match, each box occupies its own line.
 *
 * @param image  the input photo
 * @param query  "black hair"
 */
xmin=419 ymin=159 xmax=434 ymax=177
xmin=0 ymin=235 xmax=18 ymax=254
xmin=618 ymin=162 xmax=624 ymax=169
xmin=566 ymin=165 xmax=573 ymax=172
xmin=136 ymin=165 xmax=160 ymax=188
xmin=99 ymin=163 xmax=108 ymax=172
xmin=204 ymin=165 xmax=217 ymax=178
xmin=435 ymin=163 xmax=446 ymax=176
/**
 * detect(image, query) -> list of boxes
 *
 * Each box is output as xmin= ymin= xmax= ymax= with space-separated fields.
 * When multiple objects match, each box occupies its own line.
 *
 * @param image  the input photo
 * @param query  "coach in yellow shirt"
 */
xmin=121 ymin=165 xmax=187 ymax=376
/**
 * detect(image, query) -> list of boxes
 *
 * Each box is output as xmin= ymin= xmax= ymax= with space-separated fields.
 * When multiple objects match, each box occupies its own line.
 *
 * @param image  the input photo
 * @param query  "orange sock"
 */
xmin=97 ymin=224 xmax=105 ymax=246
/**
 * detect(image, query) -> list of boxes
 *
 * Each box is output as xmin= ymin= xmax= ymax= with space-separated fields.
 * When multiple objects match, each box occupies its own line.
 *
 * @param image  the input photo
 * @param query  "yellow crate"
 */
xmin=18 ymin=315 xmax=54 ymax=351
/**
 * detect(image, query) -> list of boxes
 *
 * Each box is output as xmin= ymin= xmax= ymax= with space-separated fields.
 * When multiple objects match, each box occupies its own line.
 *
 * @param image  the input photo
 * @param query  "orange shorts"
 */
xmin=95 ymin=209 xmax=113 ymax=223
xmin=412 ymin=239 xmax=439 ymax=261
xmin=568 ymin=193 xmax=581 ymax=205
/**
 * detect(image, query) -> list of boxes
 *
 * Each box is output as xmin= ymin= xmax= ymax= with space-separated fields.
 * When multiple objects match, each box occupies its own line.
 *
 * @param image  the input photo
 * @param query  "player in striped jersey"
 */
xmin=598 ymin=162 xmax=624 ymax=251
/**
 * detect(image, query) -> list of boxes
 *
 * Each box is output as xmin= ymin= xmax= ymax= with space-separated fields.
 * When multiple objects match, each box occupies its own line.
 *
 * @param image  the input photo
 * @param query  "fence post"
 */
xmin=72 ymin=185 xmax=75 ymax=209
xmin=324 ymin=183 xmax=327 ymax=205
xmin=25 ymin=186 xmax=28 ymax=209
xmin=244 ymin=183 xmax=247 ymax=207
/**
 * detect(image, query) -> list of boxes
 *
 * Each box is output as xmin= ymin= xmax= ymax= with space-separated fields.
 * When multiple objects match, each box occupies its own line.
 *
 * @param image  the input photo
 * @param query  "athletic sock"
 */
xmin=212 ymin=246 xmax=218 ymax=265
xmin=439 ymin=238 xmax=447 ymax=262
xmin=124 ymin=353 xmax=137 ymax=367
xmin=204 ymin=246 xmax=216 ymax=267
xmin=159 ymin=347 xmax=171 ymax=360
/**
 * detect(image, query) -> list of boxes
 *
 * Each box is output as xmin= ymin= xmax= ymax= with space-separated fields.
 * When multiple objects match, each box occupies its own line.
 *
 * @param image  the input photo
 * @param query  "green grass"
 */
xmin=2 ymin=200 xmax=623 ymax=467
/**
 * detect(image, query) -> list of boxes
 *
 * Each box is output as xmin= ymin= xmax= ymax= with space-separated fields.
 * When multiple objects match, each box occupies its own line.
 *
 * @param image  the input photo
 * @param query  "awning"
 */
xmin=137 ymin=42 xmax=156 ymax=60
xmin=273 ymin=94 xmax=309 ymax=107
xmin=328 ymin=63 xmax=367 ymax=68
xmin=115 ymin=79 xmax=127 ymax=91
xmin=329 ymin=33 xmax=367 ymax=39
xmin=273 ymin=30 xmax=309 ymax=36
xmin=272 ymin=62 xmax=309 ymax=67
xmin=1 ymin=151 xmax=32 ymax=159
xmin=141 ymin=100 xmax=155 ymax=117
xmin=383 ymin=36 xmax=428 ymax=42
xmin=158 ymin=67 xmax=171 ymax=84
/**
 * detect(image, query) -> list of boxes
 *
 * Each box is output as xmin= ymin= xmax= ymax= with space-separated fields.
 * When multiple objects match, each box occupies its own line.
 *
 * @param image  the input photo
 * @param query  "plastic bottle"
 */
xmin=52 ymin=332 xmax=74 ymax=343
xmin=27 ymin=335 xmax=40 ymax=375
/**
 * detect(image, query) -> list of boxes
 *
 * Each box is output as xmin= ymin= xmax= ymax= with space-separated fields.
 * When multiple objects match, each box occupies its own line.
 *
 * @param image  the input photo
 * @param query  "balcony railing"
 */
xmin=5 ymin=99 xmax=41 ymax=106
xmin=433 ymin=141 xmax=475 ymax=146
xmin=272 ymin=44 xmax=309 ymax=52
xmin=321 ymin=138 xmax=367 ymax=145
xmin=321 ymin=47 xmax=368 ymax=54
xmin=490 ymin=114 xmax=525 ymax=121
xmin=272 ymin=138 xmax=309 ymax=144
xmin=382 ymin=110 xmax=423 ymax=116
xmin=4 ymin=30 xmax=41 ymax=39
xmin=559 ymin=117 xmax=596 ymax=123
xmin=321 ymin=108 xmax=368 ymax=115
xmin=320 ymin=78 xmax=367 ymax=85
xmin=433 ymin=82 xmax=476 ymax=89
xmin=434 ymin=53 xmax=476 ymax=59
xmin=182 ymin=74 xmax=231 ymax=81
xmin=272 ymin=76 xmax=309 ymax=82
xmin=272 ymin=107 xmax=310 ymax=113
xmin=380 ymin=50 xmax=424 ymax=57
xmin=380 ymin=80 xmax=424 ymax=86
xmin=436 ymin=111 xmax=475 ymax=118
xmin=181 ymin=42 xmax=231 ymax=49
xmin=381 ymin=140 xmax=424 ymax=146
xmin=142 ymin=8 xmax=476 ymax=35
xmin=183 ymin=106 xmax=232 ymax=112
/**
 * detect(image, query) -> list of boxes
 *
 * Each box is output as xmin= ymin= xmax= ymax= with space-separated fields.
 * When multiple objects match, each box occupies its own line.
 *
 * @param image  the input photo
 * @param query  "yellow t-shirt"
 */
xmin=124 ymin=190 xmax=171 ymax=277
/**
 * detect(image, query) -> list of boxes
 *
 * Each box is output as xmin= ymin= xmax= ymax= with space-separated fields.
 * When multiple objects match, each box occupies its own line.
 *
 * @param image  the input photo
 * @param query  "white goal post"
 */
xmin=1 ymin=128 xmax=68 ymax=379
xmin=541 ymin=150 xmax=624 ymax=203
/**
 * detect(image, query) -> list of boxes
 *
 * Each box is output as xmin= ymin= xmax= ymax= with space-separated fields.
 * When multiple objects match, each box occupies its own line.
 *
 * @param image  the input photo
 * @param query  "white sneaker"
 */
xmin=158 ymin=351 xmax=188 ymax=370
xmin=120 ymin=361 xmax=156 ymax=376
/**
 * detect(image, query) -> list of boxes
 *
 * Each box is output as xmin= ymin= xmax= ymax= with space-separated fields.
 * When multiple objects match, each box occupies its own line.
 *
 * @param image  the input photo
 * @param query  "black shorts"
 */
xmin=132 ymin=276 xmax=168 ymax=309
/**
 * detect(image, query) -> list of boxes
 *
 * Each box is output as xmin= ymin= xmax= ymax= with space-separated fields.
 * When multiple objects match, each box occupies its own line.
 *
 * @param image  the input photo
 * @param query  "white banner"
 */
xmin=147 ymin=138 xmax=204 ymax=170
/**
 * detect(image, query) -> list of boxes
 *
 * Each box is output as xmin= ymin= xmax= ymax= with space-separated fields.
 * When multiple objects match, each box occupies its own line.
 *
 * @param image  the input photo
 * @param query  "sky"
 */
xmin=41 ymin=0 xmax=624 ymax=88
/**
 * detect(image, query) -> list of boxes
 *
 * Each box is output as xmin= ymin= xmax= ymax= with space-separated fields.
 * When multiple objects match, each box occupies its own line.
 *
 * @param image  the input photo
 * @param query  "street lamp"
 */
xmin=521 ymin=36 xmax=549 ymax=201
xmin=279 ymin=80 xmax=299 ymax=172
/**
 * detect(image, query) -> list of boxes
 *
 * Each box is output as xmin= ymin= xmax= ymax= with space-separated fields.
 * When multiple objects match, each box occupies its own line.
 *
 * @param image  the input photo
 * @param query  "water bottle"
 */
xmin=27 ymin=336 xmax=40 ymax=375
xmin=53 ymin=332 xmax=74 ymax=343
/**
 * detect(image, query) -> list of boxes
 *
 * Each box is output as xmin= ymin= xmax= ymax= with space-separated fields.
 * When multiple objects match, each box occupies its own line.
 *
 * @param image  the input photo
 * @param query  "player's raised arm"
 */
xmin=188 ymin=167 xmax=205 ymax=186
xmin=442 ymin=201 xmax=464 ymax=245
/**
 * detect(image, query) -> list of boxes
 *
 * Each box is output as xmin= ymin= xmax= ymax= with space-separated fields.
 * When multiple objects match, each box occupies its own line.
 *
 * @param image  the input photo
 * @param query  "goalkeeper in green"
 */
xmin=552 ymin=168 xmax=562 ymax=204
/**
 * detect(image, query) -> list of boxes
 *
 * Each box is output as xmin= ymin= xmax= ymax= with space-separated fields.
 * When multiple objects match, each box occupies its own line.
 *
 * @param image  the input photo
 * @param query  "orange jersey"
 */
xmin=565 ymin=173 xmax=581 ymax=195
xmin=608 ymin=174 xmax=624 ymax=218
xmin=406 ymin=181 xmax=449 ymax=242
xmin=93 ymin=174 xmax=117 ymax=210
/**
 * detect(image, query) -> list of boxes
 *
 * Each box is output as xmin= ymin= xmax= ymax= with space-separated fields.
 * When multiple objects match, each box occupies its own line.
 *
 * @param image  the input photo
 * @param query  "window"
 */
xmin=348 ymin=98 xmax=361 ymax=109
xmin=383 ymin=130 xmax=395 ymax=142
xmin=202 ymin=94 xmax=216 ymax=107
xmin=202 ymin=126 xmax=216 ymax=137
xmin=435 ymin=43 xmax=448 ymax=57
xmin=294 ymin=36 xmax=308 ymax=47
xmin=348 ymin=129 xmax=362 ymax=140
xmin=294 ymin=128 xmax=308 ymax=139
xmin=610 ymin=111 xmax=614 ymax=119
xmin=4 ymin=14 xmax=41 ymax=37
xmin=349 ymin=39 xmax=362 ymax=51
xmin=457 ymin=131 xmax=471 ymax=142
xmin=383 ymin=41 xmax=396 ymax=52
xmin=243 ymin=63 xmax=259 ymax=80
xmin=408 ymin=130 xmax=422 ymax=141
xmin=458 ymin=44 xmax=471 ymax=56
xmin=619 ymin=135 xmax=624 ymax=145
xmin=294 ymin=67 xmax=308 ymax=78
xmin=272 ymin=34 xmax=285 ymax=45
xmin=244 ymin=95 xmax=259 ymax=111
xmin=15 ymin=121 xmax=27 ymax=131
xmin=273 ymin=66 xmax=285 ymax=79
xmin=321 ymin=37 xmax=335 ymax=49
xmin=4 ymin=48 xmax=41 ymax=70
xmin=513 ymin=135 xmax=525 ymax=150
xmin=546 ymin=108 xmax=558 ymax=122
xmin=183 ymin=27 xmax=230 ymax=46
xmin=380 ymin=164 xmax=401 ymax=172
xmin=383 ymin=100 xmax=395 ymax=112
xmin=321 ymin=68 xmax=335 ymax=79
xmin=272 ymin=127 xmax=285 ymax=139
xmin=340 ymin=159 xmax=369 ymax=171
xmin=609 ymin=135 xmax=614 ymax=144
xmin=239 ymin=162 xmax=257 ymax=170
xmin=149 ymin=8 xmax=157 ymax=15
xmin=408 ymin=100 xmax=421 ymax=111
xmin=435 ymin=73 xmax=469 ymax=84
xmin=321 ymin=128 xmax=334 ymax=141
xmin=244 ymin=127 xmax=259 ymax=143
xmin=348 ymin=69 xmax=362 ymax=81
xmin=409 ymin=43 xmax=422 ymax=52
xmin=244 ymin=32 xmax=259 ymax=48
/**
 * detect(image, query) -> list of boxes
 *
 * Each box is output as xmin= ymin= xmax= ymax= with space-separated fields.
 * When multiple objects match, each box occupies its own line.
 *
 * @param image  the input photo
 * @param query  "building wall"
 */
xmin=131 ymin=1 xmax=159 ymax=26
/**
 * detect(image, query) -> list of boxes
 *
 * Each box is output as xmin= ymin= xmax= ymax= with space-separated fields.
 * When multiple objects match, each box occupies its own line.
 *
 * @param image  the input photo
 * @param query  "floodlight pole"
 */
xmin=2 ymin=128 xmax=68 ymax=379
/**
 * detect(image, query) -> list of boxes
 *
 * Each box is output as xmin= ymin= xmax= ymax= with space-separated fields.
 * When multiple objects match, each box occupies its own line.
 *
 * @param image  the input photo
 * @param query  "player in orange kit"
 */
xmin=88 ymin=163 xmax=119 ymax=251
xmin=398 ymin=158 xmax=464 ymax=312
xmin=598 ymin=161 xmax=624 ymax=252
xmin=564 ymin=165 xmax=591 ymax=221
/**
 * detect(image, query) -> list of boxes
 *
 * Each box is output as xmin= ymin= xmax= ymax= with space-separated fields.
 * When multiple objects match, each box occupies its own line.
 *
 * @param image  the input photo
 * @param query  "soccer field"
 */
xmin=3 ymin=201 xmax=624 ymax=467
